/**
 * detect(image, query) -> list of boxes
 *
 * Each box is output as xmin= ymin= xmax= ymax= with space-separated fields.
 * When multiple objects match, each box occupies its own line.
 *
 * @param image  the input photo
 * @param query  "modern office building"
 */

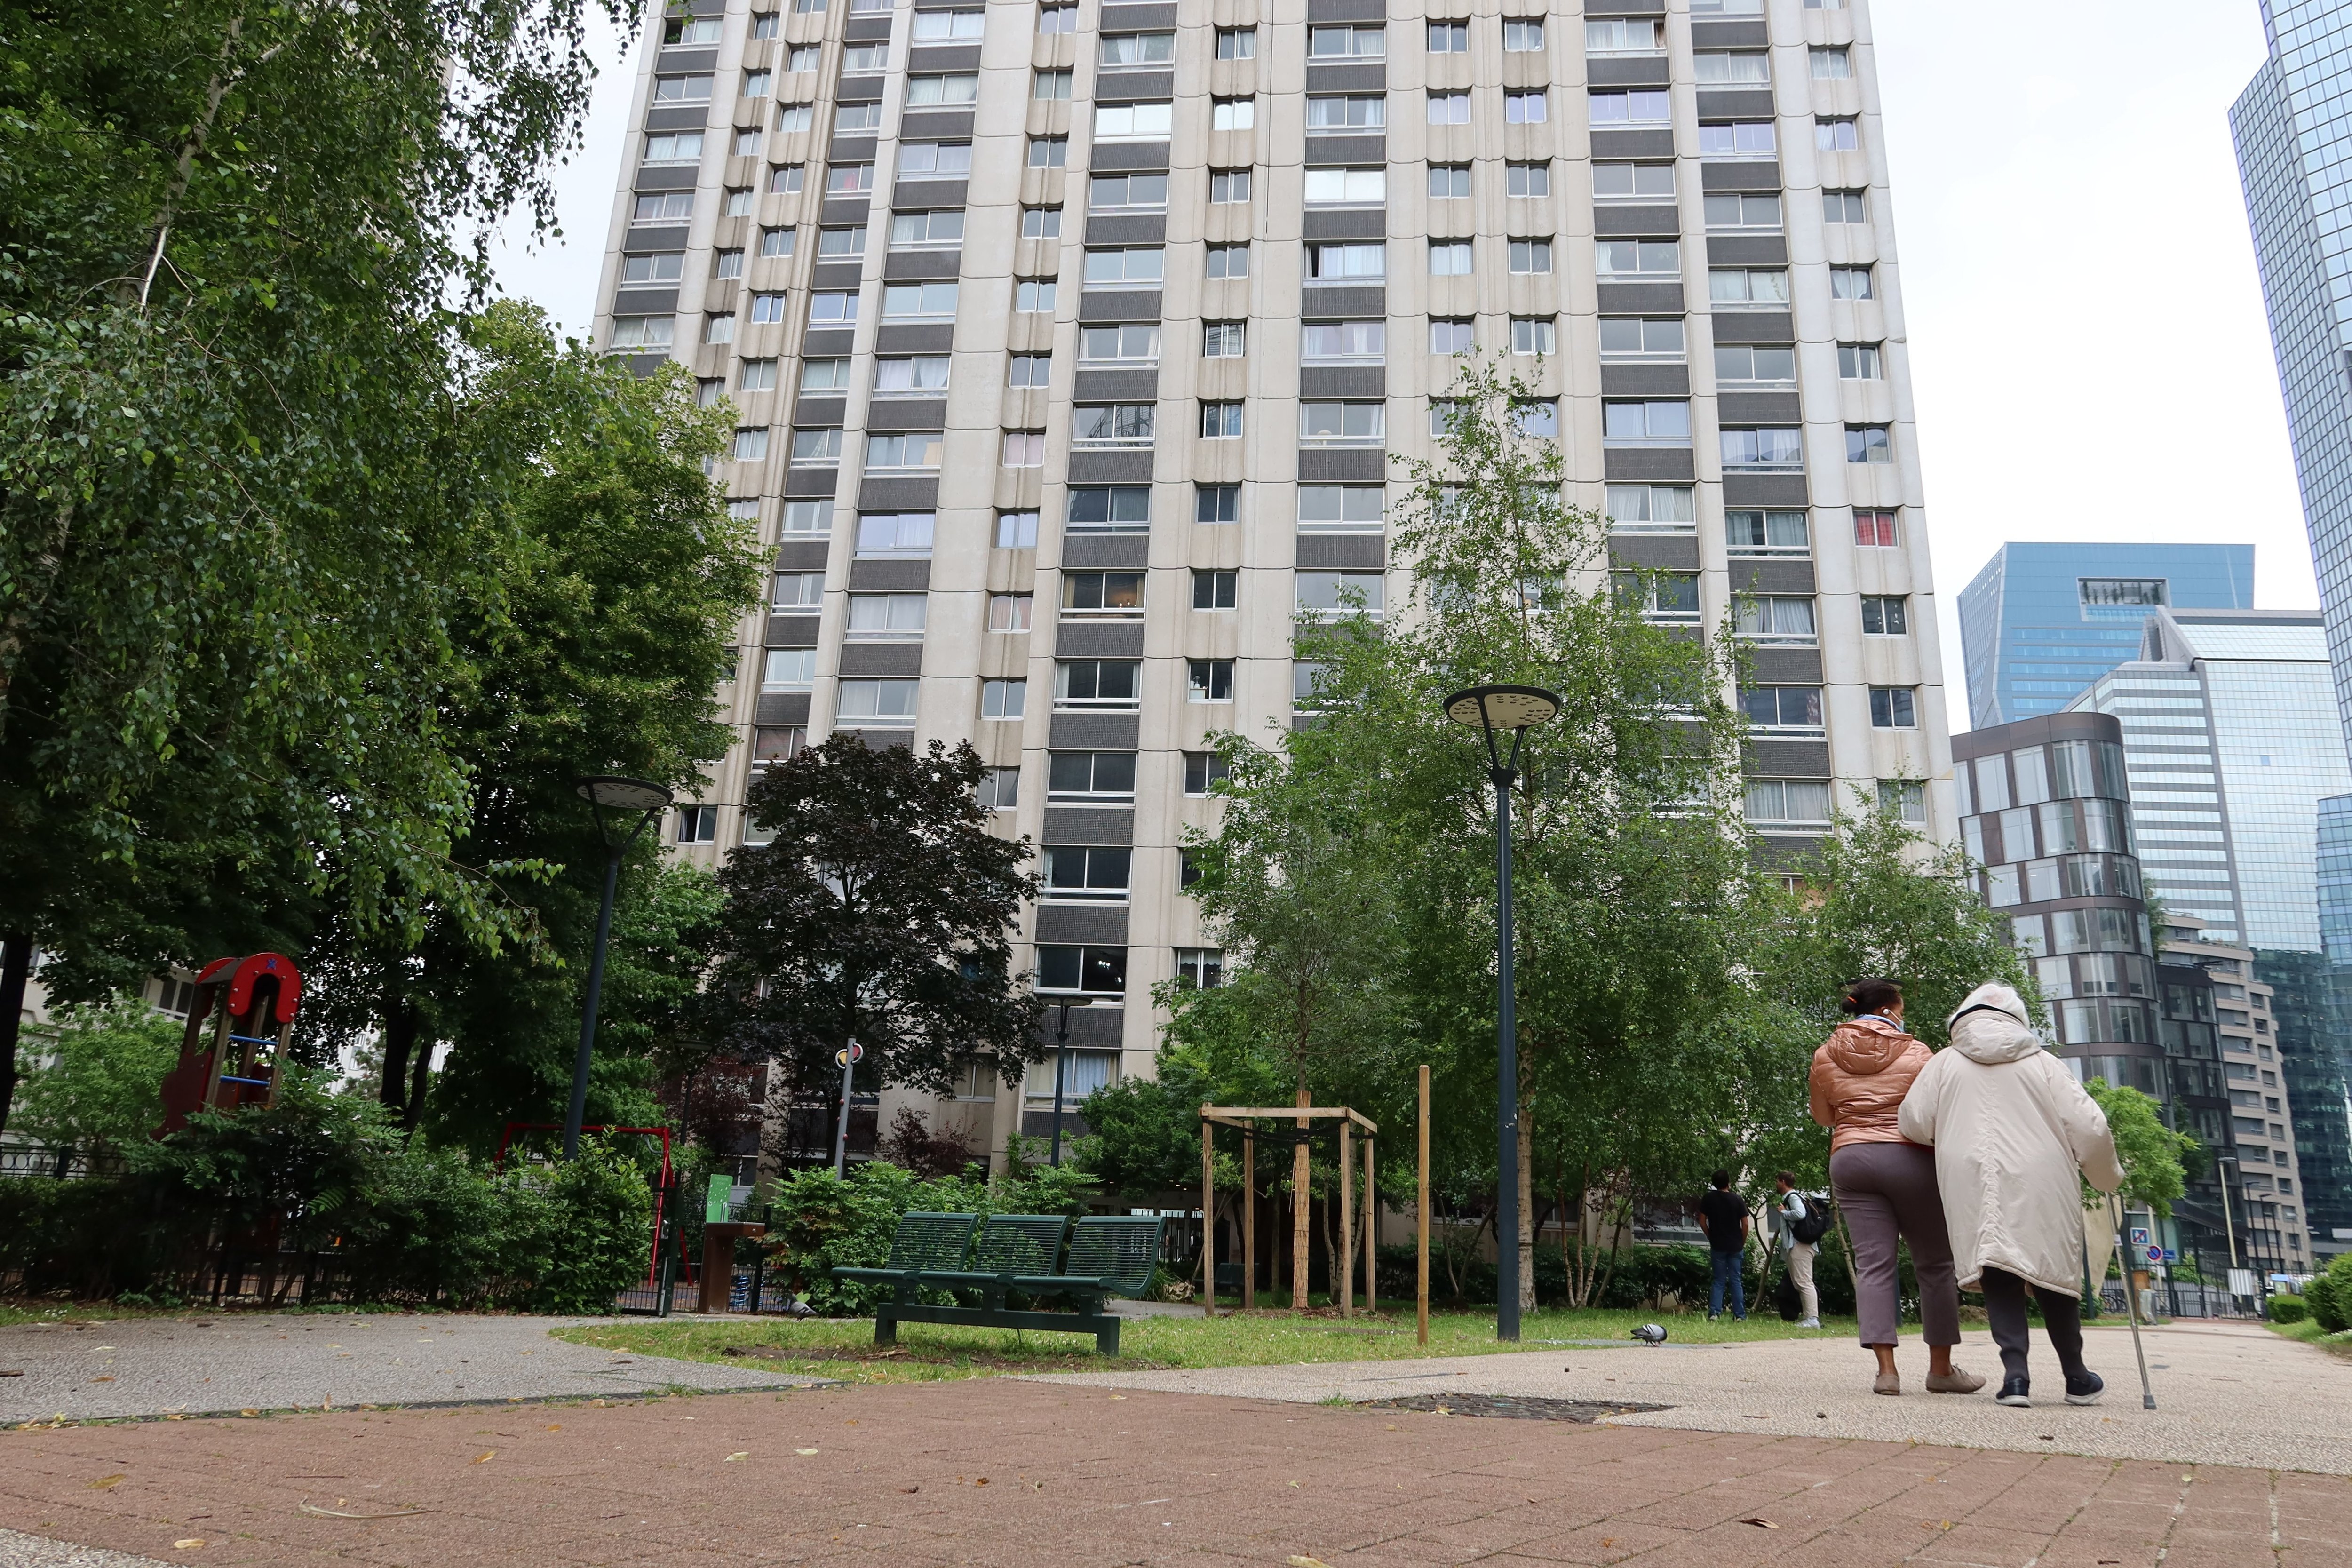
xmin=2306 ymin=792 xmax=2352 ymax=1257
xmin=2234 ymin=5 xmax=2352 ymax=752
xmin=596 ymin=0 xmax=1956 ymax=1159
xmin=1955 ymin=543 xmax=2254 ymax=731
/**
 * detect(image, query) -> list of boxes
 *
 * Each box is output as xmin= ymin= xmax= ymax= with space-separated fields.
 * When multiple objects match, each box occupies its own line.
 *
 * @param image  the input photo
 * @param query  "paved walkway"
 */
xmin=1028 ymin=1319 xmax=2352 ymax=1475
xmin=4 ymin=1377 xmax=2346 ymax=1567
xmin=0 ymin=1315 xmax=806 ymax=1422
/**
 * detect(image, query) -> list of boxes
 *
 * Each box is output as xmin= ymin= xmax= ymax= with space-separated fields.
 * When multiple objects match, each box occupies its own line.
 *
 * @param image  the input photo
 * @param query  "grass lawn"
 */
xmin=2266 ymin=1317 xmax=2352 ymax=1357
xmin=551 ymin=1305 xmax=1859 ymax=1385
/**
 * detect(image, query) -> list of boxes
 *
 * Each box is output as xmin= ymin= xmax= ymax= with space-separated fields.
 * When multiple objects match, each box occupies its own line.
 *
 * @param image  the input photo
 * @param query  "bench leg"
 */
xmin=875 ymin=1309 xmax=898 ymax=1345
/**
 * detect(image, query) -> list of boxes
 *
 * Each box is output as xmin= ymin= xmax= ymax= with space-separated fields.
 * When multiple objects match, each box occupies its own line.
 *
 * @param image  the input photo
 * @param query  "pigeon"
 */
xmin=1631 ymin=1323 xmax=1669 ymax=1345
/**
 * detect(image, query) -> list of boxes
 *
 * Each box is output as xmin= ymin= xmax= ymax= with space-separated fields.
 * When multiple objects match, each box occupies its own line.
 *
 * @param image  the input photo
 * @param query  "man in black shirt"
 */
xmin=1696 ymin=1170 xmax=1751 ymax=1321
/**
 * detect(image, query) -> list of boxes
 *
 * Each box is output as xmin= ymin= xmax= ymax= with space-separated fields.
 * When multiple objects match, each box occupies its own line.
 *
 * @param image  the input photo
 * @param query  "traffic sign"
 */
xmin=2145 ymin=1244 xmax=2165 ymax=1265
xmin=2161 ymin=1248 xmax=2177 ymax=1264
xmin=2129 ymin=1227 xmax=2152 ymax=1248
xmin=835 ymin=1042 xmax=865 ymax=1067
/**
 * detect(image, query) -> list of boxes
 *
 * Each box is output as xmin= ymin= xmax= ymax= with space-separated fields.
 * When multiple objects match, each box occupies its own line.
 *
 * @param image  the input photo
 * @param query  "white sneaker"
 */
xmin=1796 ymin=1317 xmax=1821 ymax=1329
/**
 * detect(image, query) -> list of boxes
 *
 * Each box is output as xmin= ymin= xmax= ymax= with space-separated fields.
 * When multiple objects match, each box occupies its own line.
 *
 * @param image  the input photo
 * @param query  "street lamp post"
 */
xmin=565 ymin=776 xmax=676 ymax=1159
xmin=1049 ymin=1002 xmax=1073 ymax=1167
xmin=1441 ymin=684 xmax=1563 ymax=1343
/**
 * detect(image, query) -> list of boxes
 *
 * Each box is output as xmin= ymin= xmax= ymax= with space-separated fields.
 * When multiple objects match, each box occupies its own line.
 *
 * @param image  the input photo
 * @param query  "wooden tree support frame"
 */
xmin=1199 ymin=1103 xmax=1377 ymax=1319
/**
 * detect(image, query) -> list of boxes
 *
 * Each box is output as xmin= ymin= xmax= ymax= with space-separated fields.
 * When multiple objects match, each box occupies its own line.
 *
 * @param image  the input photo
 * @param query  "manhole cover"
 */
xmin=1364 ymin=1393 xmax=1671 ymax=1422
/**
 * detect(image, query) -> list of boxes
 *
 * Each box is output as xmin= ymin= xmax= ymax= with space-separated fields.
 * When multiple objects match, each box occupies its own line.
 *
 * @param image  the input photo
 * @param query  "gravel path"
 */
xmin=0 ymin=1315 xmax=811 ymax=1422
xmin=0 ymin=1530 xmax=167 ymax=1568
xmin=1023 ymin=1319 xmax=2352 ymax=1473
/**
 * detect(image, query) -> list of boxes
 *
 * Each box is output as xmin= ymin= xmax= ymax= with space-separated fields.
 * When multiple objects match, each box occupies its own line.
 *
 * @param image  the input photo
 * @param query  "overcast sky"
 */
xmin=487 ymin=0 xmax=2318 ymax=729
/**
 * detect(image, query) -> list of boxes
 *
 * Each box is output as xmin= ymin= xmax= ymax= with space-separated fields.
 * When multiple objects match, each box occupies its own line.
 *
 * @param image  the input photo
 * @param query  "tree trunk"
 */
xmin=0 ymin=932 xmax=31 ymax=1137
xmin=404 ymin=1030 xmax=432 ymax=1131
xmin=1292 ymin=1082 xmax=1311 ymax=1312
xmin=1515 ymin=1096 xmax=1536 ymax=1317
xmin=378 ymin=987 xmax=418 ymax=1114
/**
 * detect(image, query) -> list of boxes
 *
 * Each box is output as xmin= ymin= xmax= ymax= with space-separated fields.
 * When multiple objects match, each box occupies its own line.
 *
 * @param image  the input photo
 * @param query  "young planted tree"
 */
xmin=707 ymin=737 xmax=1046 ymax=1176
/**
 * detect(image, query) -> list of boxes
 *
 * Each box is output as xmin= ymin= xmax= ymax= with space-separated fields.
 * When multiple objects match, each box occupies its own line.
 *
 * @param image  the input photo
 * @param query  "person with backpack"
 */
xmin=1773 ymin=1170 xmax=1824 ymax=1329
xmin=1899 ymin=981 xmax=2125 ymax=1408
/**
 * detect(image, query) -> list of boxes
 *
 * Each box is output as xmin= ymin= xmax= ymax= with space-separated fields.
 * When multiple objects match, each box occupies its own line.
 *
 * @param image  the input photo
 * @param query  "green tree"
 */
xmin=2083 ymin=1078 xmax=2196 ymax=1219
xmin=0 ymin=0 xmax=637 ymax=1130
xmin=11 ymin=997 xmax=183 ymax=1162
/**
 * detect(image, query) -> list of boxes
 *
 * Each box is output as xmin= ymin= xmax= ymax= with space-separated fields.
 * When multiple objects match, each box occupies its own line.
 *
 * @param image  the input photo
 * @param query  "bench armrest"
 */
xmin=830 ymin=1266 xmax=920 ymax=1284
xmin=1008 ymin=1273 xmax=1114 ymax=1293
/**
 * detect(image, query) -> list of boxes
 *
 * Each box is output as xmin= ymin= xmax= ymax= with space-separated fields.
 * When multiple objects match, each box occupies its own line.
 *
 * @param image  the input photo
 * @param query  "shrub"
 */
xmin=2308 ymin=1254 xmax=2352 ymax=1333
xmin=2270 ymin=1295 xmax=2307 ymax=1325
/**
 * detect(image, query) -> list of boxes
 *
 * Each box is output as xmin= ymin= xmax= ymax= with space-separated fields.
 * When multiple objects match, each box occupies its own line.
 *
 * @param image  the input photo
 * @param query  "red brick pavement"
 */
xmin=3 ymin=1379 xmax=2343 ymax=1567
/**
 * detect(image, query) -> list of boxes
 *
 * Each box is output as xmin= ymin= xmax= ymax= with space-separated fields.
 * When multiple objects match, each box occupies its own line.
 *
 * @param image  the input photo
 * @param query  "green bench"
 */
xmin=832 ymin=1211 xmax=1166 ymax=1354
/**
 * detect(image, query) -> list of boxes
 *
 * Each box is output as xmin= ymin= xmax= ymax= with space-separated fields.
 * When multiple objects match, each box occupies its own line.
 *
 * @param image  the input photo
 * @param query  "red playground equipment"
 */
xmin=158 ymin=952 xmax=304 ymax=1133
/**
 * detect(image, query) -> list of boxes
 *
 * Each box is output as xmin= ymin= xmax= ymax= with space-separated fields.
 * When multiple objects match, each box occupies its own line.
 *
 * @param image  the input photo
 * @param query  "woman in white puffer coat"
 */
xmin=1898 ymin=982 xmax=2127 ymax=1409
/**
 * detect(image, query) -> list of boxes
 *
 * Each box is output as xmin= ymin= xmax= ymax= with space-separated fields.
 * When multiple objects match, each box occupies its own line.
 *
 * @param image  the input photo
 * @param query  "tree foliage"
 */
xmin=2082 ymin=1078 xmax=2196 ymax=1220
xmin=11 ymin=995 xmax=183 ymax=1157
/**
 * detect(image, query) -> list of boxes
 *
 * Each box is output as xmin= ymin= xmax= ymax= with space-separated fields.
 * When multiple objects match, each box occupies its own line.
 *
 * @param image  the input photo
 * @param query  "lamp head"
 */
xmin=575 ymin=776 xmax=675 ymax=812
xmin=1442 ymin=684 xmax=1562 ymax=733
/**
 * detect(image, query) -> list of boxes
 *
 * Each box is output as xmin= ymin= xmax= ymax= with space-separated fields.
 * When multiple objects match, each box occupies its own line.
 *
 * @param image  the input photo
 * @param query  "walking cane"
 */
xmin=2110 ymin=1193 xmax=2156 ymax=1411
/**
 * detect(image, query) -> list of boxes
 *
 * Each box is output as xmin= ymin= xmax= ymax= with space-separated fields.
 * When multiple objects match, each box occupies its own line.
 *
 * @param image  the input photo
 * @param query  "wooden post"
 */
xmin=1242 ymin=1130 xmax=1256 ymax=1310
xmin=1363 ymin=1134 xmax=1377 ymax=1314
xmin=1292 ymin=1088 xmax=1311 ymax=1312
xmin=1416 ymin=1065 xmax=1430 ymax=1346
xmin=1200 ymin=1117 xmax=1215 ymax=1318
xmin=1338 ymin=1119 xmax=1354 ymax=1318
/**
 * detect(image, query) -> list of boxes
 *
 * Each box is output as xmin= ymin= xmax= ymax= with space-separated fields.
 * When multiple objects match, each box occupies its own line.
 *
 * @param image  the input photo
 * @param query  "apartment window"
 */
xmin=1736 ymin=596 xmax=1817 ymax=643
xmin=1745 ymin=780 xmax=1832 ymax=828
xmin=632 ymin=191 xmax=693 ymax=223
xmin=1590 ymin=90 xmax=1671 ymax=126
xmin=1600 ymin=318 xmax=1685 ymax=360
xmin=1432 ymin=318 xmax=1477 ymax=354
xmin=912 ymin=7 xmax=984 ymax=39
xmin=846 ymin=592 xmax=927 ymax=639
xmin=752 ymin=723 xmax=804 ymax=766
xmin=1058 ymin=659 xmax=1143 ymax=710
xmin=1192 ymin=569 xmax=1238 ymax=609
xmin=1073 ymin=404 xmax=1155 ymax=444
xmin=1203 ymin=321 xmax=1247 ymax=357
xmin=772 ymin=570 xmax=823 ymax=610
xmin=738 ymin=358 xmax=779 ymax=391
xmin=826 ymin=163 xmax=874 ymax=195
xmin=1504 ymin=18 xmax=1546 ymax=51
xmin=747 ymin=11 xmax=779 ymax=39
xmin=775 ymin=104 xmax=815 ymax=134
xmin=654 ymin=73 xmax=714 ymax=102
xmin=1621 ymin=570 xmax=1700 ymax=623
xmin=978 ymin=768 xmax=1020 ymax=812
xmin=740 ymin=292 xmax=785 ymax=326
xmin=1174 ymin=947 xmax=1225 ymax=988
xmin=1291 ymin=661 xmax=1330 ymax=708
xmin=1695 ymin=51 xmax=1770 ymax=86
xmin=1022 ymin=206 xmax=1062 ymax=239
xmin=1878 ymin=780 xmax=1926 ymax=822
xmin=1592 ymin=164 xmax=1674 ymax=204
xmin=1428 ymin=164 xmax=1471 ymax=200
xmin=1705 ymin=192 xmax=1782 ymax=231
xmin=856 ymin=511 xmax=935 ymax=555
xmin=837 ymin=678 xmax=919 ymax=726
xmin=1300 ymin=402 xmax=1385 ymax=443
xmin=1714 ymin=343 xmax=1795 ymax=383
xmin=609 ymin=317 xmax=675 ymax=349
xmin=1037 ymin=945 xmax=1126 ymax=996
xmin=988 ymin=592 xmax=1034 ymax=632
xmin=1001 ymin=430 xmax=1047 ymax=466
xmin=1099 ymin=31 xmax=1176 ymax=65
xmin=715 ymin=247 xmax=747 ymax=279
xmin=1028 ymin=136 xmax=1068 ymax=168
xmin=1311 ymin=24 xmax=1386 ymax=56
xmin=1034 ymin=68 xmax=1073 ymax=100
xmin=882 ymin=281 xmax=959 ymax=318
xmin=1428 ymin=240 xmax=1473 ymax=276
xmin=1869 ymin=686 xmax=1918 ymax=729
xmin=1083 ymin=248 xmax=1165 ymax=286
xmin=1200 ymin=402 xmax=1244 ymax=438
xmin=981 ymin=678 xmax=1027 ymax=719
xmin=1093 ymin=172 xmax=1169 ymax=209
xmin=1816 ymin=117 xmax=1861 ymax=152
xmin=1811 ymin=46 xmax=1852 ymax=79
xmin=1586 ymin=17 xmax=1660 ymax=52
xmin=1206 ymin=243 xmax=1249 ymax=279
xmin=1308 ymin=242 xmax=1386 ymax=279
xmin=1067 ymin=485 xmax=1152 ymax=527
xmin=1428 ymin=91 xmax=1471 ymax=126
xmin=1603 ymin=400 xmax=1692 ymax=446
xmin=1846 ymin=424 xmax=1893 ymax=463
xmin=1508 ymin=238 xmax=1554 ymax=274
xmin=731 ymin=429 xmax=771 ymax=462
xmin=1078 ymin=323 xmax=1159 ymax=361
xmin=1049 ymin=750 xmax=1136 ymax=801
xmin=1063 ymin=571 xmax=1146 ymax=615
xmin=767 ymin=165 xmax=803 ymax=194
xmin=704 ymin=313 xmax=737 ymax=345
xmin=1309 ymin=96 xmax=1387 ymax=131
xmin=898 ymin=143 xmax=972 ymax=180
xmin=1741 ymin=685 xmax=1824 ymax=731
xmin=1504 ymin=91 xmax=1548 ymax=124
xmin=643 ymin=132 xmax=705 ymax=166
xmin=1188 ymin=659 xmax=1236 ymax=702
xmin=842 ymin=41 xmax=887 ymax=72
xmin=1184 ymin=753 xmax=1229 ymax=795
xmin=1710 ymin=267 xmax=1790 ymax=306
xmin=1297 ymin=571 xmax=1385 ymax=617
xmin=1009 ymin=353 xmax=1053 ymax=389
xmin=800 ymin=358 xmax=849 ymax=391
xmin=1095 ymin=102 xmax=1175 ymax=140
xmin=1606 ymin=484 xmax=1695 ymax=531
xmin=1428 ymin=21 xmax=1468 ymax=52
xmin=1512 ymin=399 xmax=1558 ymax=438
xmin=1854 ymin=509 xmax=1901 ymax=549
xmin=763 ymin=648 xmax=818 ymax=688
xmin=727 ymin=186 xmax=754 ymax=215
xmin=1216 ymin=27 xmax=1257 ymax=58
xmin=833 ymin=102 xmax=882 ymax=134
xmin=1197 ymin=484 xmax=1241 ymax=523
xmin=664 ymin=15 xmax=721 ymax=43
xmin=1838 ymin=342 xmax=1883 ymax=379
xmin=1824 ymin=190 xmax=1869 ymax=223
xmin=1299 ymin=485 xmax=1385 ymax=532
xmin=865 ymin=431 xmax=943 ymax=470
xmin=818 ymin=225 xmax=869 ymax=262
xmin=1860 ymin=595 xmax=1909 ymax=636
xmin=1037 ymin=3 xmax=1075 ymax=33
xmin=1014 ymin=279 xmax=1058 ymax=313
xmin=1722 ymin=427 xmax=1805 ymax=468
xmin=1724 ymin=509 xmax=1808 ymax=554
xmin=622 ymin=252 xmax=684 ymax=286
xmin=1212 ymin=97 xmax=1256 ymax=130
xmin=1306 ymin=167 xmax=1386 ymax=206
xmin=727 ymin=498 xmax=761 ymax=524
xmin=783 ymin=499 xmax=834 ymax=535
xmin=996 ymin=510 xmax=1040 ymax=549
xmin=1596 ymin=239 xmax=1679 ymax=278
xmin=1430 ymin=400 xmax=1466 ymax=438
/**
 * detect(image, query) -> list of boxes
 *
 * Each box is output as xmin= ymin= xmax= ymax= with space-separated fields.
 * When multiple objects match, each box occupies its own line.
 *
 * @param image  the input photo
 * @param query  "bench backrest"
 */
xmin=1064 ymin=1215 xmax=1164 ymax=1297
xmin=885 ymin=1211 xmax=978 ymax=1272
xmin=968 ymin=1213 xmax=1070 ymax=1275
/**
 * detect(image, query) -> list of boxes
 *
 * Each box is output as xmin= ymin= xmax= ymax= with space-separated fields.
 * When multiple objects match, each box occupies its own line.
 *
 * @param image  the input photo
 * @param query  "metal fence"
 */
xmin=0 ymin=1146 xmax=124 ymax=1181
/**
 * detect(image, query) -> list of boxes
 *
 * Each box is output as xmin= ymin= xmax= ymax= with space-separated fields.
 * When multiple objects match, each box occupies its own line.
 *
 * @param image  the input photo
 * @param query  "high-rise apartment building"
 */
xmin=2235 ymin=3 xmax=2352 ymax=755
xmin=595 ymin=0 xmax=1954 ymax=1157
xmin=1955 ymin=543 xmax=2254 ymax=731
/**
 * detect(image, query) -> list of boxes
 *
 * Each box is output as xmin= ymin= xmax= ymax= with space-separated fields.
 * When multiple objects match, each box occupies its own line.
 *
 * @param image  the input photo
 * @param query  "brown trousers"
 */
xmin=1830 ymin=1141 xmax=1961 ymax=1348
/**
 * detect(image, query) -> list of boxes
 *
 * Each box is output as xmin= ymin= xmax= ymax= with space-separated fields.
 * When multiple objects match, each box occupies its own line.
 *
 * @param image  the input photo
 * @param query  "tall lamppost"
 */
xmin=565 ymin=776 xmax=675 ymax=1159
xmin=1442 ymin=684 xmax=1562 ymax=1342
xmin=1049 ymin=1001 xmax=1073 ymax=1167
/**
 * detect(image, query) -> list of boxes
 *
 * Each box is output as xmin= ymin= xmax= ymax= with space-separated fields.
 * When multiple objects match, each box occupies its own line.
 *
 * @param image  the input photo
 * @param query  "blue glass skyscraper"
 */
xmin=1957 ymin=543 xmax=2256 ymax=730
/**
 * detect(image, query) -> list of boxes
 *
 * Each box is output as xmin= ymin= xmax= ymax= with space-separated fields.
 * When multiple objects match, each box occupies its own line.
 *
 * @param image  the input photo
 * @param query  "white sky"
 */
xmin=487 ymin=0 xmax=2321 ymax=726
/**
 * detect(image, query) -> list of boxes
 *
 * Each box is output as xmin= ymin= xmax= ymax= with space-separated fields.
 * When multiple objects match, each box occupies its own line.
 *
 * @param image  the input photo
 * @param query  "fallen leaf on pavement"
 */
xmin=471 ymin=1451 xmax=494 ymax=1465
xmin=794 ymin=1448 xmax=819 ymax=1456
xmin=0 ymin=1370 xmax=22 ymax=1377
xmin=300 ymin=1504 xmax=426 ymax=1520
xmin=239 ymin=1410 xmax=259 ymax=1418
xmin=898 ymin=1486 xmax=920 ymax=1494
xmin=1739 ymin=1518 xmax=1778 ymax=1529
xmin=173 ymin=1541 xmax=205 ymax=1550
xmin=1288 ymin=1558 xmax=1333 ymax=1568
xmin=975 ymin=1476 xmax=990 ymax=1486
xmin=724 ymin=1453 xmax=748 ymax=1462
xmin=89 ymin=1476 xmax=126 ymax=1491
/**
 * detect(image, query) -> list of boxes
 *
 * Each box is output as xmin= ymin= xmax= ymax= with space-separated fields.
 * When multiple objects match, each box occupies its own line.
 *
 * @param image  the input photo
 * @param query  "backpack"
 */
xmin=1774 ymin=1270 xmax=1803 ymax=1322
xmin=1790 ymin=1194 xmax=1833 ymax=1246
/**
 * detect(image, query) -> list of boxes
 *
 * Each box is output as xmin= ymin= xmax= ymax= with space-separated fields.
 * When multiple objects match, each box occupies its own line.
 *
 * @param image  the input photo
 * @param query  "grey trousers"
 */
xmin=1980 ymin=1266 xmax=2087 ymax=1382
xmin=1829 ymin=1141 xmax=1961 ymax=1348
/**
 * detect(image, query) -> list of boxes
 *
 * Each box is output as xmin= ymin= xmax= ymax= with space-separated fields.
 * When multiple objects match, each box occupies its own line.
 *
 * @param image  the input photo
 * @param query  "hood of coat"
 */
xmin=1946 ymin=982 xmax=2042 ymax=1064
xmin=1824 ymin=1015 xmax=1920 ymax=1075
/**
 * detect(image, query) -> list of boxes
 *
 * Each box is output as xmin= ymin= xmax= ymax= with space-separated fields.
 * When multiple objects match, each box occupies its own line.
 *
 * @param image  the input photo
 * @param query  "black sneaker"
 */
xmin=2064 ymin=1371 xmax=2105 ymax=1406
xmin=1996 ymin=1375 xmax=2032 ymax=1408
